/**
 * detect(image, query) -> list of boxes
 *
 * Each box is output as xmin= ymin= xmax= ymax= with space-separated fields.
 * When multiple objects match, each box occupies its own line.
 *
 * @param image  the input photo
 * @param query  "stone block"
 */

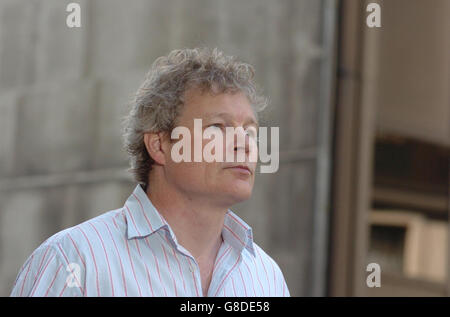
xmin=0 ymin=0 xmax=39 ymax=90
xmin=93 ymin=71 xmax=147 ymax=169
xmin=168 ymin=0 xmax=221 ymax=49
xmin=88 ymin=0 xmax=172 ymax=77
xmin=34 ymin=0 xmax=88 ymax=82
xmin=0 ymin=90 xmax=19 ymax=177
xmin=15 ymin=79 xmax=97 ymax=175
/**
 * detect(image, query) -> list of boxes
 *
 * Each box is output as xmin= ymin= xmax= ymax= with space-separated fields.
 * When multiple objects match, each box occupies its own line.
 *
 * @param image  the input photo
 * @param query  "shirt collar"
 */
xmin=124 ymin=184 xmax=170 ymax=240
xmin=222 ymin=209 xmax=255 ymax=257
xmin=124 ymin=184 xmax=256 ymax=257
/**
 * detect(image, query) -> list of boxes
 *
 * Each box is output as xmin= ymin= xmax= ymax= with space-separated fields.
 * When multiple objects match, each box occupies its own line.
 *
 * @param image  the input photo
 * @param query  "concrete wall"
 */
xmin=0 ymin=0 xmax=336 ymax=296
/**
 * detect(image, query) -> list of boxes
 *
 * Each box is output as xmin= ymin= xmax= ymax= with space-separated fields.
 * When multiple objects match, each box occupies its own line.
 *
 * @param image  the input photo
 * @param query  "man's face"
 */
xmin=162 ymin=88 xmax=258 ymax=207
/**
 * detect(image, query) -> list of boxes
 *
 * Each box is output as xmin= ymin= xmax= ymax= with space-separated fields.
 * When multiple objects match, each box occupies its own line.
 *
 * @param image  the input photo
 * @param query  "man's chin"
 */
xmin=222 ymin=186 xmax=253 ymax=205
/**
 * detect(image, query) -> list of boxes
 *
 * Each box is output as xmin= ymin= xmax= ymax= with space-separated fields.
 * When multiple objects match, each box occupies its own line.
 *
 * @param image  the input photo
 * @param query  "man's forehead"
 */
xmin=182 ymin=90 xmax=257 ymax=123
xmin=204 ymin=112 xmax=258 ymax=125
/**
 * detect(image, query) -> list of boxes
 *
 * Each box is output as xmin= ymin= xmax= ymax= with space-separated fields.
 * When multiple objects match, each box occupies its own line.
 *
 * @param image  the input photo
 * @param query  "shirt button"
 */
xmin=189 ymin=265 xmax=194 ymax=273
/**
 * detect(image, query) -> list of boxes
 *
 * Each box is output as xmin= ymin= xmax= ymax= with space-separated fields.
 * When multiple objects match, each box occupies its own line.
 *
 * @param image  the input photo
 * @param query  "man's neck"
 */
xmin=145 ymin=180 xmax=226 ymax=263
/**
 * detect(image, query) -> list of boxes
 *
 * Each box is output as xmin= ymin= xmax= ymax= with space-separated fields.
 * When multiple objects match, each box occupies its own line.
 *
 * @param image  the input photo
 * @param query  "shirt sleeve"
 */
xmin=272 ymin=259 xmax=291 ymax=297
xmin=10 ymin=243 xmax=84 ymax=297
xmin=280 ymin=277 xmax=290 ymax=297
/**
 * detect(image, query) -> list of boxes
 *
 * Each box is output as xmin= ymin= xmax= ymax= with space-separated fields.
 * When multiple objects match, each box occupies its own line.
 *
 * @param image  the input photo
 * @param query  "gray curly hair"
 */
xmin=122 ymin=47 xmax=268 ymax=188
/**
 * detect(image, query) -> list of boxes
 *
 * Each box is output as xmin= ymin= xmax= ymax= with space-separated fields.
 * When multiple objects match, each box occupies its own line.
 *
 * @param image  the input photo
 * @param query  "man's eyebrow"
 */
xmin=204 ymin=112 xmax=259 ymax=127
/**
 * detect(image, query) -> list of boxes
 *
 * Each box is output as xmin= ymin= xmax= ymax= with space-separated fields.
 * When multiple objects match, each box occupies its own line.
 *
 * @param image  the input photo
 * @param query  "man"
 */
xmin=11 ymin=47 xmax=290 ymax=297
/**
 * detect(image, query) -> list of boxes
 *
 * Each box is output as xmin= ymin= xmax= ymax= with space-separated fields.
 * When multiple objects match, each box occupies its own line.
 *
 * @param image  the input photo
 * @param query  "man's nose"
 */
xmin=233 ymin=128 xmax=250 ymax=153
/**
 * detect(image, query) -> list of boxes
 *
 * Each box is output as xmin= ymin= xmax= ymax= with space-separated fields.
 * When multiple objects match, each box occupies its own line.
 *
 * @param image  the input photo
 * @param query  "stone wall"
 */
xmin=0 ymin=0 xmax=336 ymax=296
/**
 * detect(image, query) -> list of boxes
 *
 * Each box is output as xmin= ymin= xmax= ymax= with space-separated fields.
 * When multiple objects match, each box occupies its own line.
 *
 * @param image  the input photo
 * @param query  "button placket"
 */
xmin=193 ymin=261 xmax=204 ymax=296
xmin=184 ymin=255 xmax=202 ymax=296
xmin=210 ymin=250 xmax=242 ymax=296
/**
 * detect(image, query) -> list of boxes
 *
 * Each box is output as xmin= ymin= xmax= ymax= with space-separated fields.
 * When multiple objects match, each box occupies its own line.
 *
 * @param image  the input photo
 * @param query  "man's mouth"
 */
xmin=224 ymin=165 xmax=252 ymax=175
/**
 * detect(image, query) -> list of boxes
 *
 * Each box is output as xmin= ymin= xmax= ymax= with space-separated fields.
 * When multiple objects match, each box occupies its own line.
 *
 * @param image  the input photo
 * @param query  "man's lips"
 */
xmin=224 ymin=165 xmax=253 ymax=175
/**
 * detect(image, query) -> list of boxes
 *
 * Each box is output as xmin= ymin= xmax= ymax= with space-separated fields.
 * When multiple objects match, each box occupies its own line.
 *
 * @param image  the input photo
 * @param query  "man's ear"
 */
xmin=144 ymin=132 xmax=167 ymax=165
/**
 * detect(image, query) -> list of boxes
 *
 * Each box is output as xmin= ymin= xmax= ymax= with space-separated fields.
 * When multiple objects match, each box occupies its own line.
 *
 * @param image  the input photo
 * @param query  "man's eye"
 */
xmin=209 ymin=123 xmax=223 ymax=129
xmin=245 ymin=127 xmax=257 ymax=139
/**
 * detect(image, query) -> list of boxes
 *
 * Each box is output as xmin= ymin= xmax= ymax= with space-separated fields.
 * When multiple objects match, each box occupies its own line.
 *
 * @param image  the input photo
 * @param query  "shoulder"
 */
xmin=10 ymin=208 xmax=125 ymax=296
xmin=249 ymin=242 xmax=285 ymax=278
xmin=241 ymin=241 xmax=290 ymax=296
xmin=40 ymin=208 xmax=125 ymax=256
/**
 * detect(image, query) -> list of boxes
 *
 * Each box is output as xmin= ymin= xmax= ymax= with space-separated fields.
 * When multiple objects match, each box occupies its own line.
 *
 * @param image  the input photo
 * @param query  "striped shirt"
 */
xmin=10 ymin=184 xmax=290 ymax=297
